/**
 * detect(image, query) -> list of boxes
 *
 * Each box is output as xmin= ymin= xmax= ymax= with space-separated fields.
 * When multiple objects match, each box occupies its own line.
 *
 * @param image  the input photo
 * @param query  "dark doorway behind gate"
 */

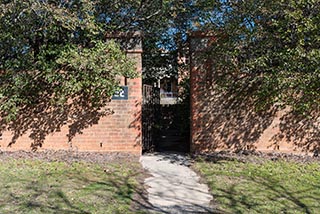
xmin=142 ymin=84 xmax=160 ymax=153
xmin=142 ymin=84 xmax=190 ymax=153
xmin=156 ymin=104 xmax=190 ymax=153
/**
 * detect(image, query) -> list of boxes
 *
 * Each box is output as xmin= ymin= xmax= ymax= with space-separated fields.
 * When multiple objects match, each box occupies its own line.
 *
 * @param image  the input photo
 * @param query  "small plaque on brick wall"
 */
xmin=112 ymin=86 xmax=128 ymax=100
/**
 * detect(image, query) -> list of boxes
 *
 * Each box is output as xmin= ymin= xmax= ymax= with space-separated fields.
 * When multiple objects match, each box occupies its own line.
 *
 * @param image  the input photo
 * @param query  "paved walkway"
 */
xmin=140 ymin=152 xmax=215 ymax=213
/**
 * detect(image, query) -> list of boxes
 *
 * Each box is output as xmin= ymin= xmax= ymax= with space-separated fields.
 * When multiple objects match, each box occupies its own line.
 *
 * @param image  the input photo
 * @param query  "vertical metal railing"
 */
xmin=142 ymin=84 xmax=160 ymax=152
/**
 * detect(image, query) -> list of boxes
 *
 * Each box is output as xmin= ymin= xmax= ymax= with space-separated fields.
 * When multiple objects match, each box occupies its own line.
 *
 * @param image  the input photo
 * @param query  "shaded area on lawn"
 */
xmin=194 ymin=154 xmax=320 ymax=214
xmin=0 ymin=151 xmax=150 ymax=214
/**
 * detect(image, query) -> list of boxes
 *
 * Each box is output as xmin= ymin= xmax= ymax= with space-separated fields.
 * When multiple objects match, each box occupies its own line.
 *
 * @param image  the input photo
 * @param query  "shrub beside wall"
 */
xmin=0 ymin=34 xmax=143 ymax=154
xmin=189 ymin=32 xmax=320 ymax=155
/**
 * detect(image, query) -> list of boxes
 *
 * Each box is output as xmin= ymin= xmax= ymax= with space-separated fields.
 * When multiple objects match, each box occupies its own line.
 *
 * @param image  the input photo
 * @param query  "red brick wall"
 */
xmin=0 ymin=36 xmax=142 ymax=154
xmin=189 ymin=32 xmax=319 ymax=155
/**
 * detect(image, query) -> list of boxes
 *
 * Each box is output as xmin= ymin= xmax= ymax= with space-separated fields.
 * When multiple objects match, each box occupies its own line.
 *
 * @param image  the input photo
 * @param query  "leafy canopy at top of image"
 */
xmin=0 ymin=0 xmax=137 ymax=121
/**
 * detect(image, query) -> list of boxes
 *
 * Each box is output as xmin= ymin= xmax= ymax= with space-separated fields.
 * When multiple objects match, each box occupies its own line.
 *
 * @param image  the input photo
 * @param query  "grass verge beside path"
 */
xmin=194 ymin=156 xmax=320 ymax=214
xmin=0 ymin=156 xmax=143 ymax=214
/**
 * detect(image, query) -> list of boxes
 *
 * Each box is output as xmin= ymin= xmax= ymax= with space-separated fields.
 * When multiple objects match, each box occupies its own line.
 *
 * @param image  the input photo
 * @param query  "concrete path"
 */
xmin=140 ymin=152 xmax=214 ymax=213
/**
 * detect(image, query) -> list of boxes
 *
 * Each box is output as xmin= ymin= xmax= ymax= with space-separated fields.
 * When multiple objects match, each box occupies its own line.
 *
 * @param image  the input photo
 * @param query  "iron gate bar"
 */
xmin=142 ymin=84 xmax=160 ymax=152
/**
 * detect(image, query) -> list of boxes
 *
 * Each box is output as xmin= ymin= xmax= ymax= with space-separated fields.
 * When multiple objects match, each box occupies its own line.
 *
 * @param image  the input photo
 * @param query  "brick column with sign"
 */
xmin=0 ymin=32 xmax=143 ymax=154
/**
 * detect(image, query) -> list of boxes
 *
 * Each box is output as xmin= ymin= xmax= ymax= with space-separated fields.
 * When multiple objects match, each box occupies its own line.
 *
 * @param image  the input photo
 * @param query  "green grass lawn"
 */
xmin=0 ymin=158 xmax=143 ymax=214
xmin=194 ymin=157 xmax=320 ymax=214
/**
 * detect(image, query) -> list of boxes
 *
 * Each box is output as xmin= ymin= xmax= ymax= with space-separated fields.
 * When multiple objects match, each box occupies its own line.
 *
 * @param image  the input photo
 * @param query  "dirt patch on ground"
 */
xmin=194 ymin=151 xmax=320 ymax=164
xmin=0 ymin=149 xmax=140 ymax=164
xmin=130 ymin=168 xmax=153 ymax=213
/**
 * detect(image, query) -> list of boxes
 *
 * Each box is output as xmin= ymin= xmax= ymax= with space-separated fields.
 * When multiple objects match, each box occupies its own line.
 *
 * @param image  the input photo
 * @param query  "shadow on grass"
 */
xmin=197 ymin=158 xmax=320 ymax=214
xmin=214 ymin=179 xmax=320 ymax=214
xmin=0 ymin=161 xmax=151 ymax=214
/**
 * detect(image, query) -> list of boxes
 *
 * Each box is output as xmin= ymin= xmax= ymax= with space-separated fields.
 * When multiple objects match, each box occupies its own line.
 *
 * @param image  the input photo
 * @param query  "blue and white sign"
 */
xmin=112 ymin=86 xmax=128 ymax=100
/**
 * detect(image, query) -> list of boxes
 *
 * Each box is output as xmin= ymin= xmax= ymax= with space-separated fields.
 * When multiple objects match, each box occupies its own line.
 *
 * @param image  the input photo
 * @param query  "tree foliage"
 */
xmin=0 ymin=0 xmax=137 ymax=121
xmin=201 ymin=0 xmax=320 ymax=113
xmin=1 ymin=0 xmax=318 ymax=120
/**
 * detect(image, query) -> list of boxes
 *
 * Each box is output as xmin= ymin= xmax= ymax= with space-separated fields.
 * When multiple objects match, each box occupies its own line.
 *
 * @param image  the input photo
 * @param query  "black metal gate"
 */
xmin=142 ymin=84 xmax=160 ymax=152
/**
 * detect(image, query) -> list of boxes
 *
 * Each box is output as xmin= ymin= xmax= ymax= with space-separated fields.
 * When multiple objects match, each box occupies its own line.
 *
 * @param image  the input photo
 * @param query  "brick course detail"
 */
xmin=0 ymin=33 xmax=143 ymax=155
xmin=189 ymin=32 xmax=319 ymax=155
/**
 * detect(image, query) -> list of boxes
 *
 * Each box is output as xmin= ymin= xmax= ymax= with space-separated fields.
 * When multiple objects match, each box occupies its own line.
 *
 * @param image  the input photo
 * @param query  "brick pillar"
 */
xmin=189 ymin=32 xmax=216 ymax=153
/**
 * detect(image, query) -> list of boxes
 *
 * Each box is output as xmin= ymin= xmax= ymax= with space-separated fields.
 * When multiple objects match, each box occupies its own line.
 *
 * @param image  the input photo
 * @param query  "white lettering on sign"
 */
xmin=114 ymin=88 xmax=125 ymax=97
xmin=112 ymin=86 xmax=128 ymax=100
